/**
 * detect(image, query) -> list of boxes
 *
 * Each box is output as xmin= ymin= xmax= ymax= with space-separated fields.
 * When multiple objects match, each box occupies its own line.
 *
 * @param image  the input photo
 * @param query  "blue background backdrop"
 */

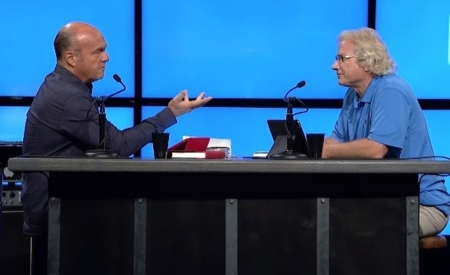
xmin=0 ymin=0 xmax=135 ymax=98
xmin=142 ymin=0 xmax=368 ymax=98
xmin=1 ymin=0 xmax=449 ymax=236
xmin=376 ymin=0 xmax=450 ymax=99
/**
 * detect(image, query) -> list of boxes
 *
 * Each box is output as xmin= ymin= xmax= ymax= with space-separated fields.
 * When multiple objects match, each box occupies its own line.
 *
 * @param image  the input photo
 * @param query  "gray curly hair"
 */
xmin=338 ymin=27 xmax=396 ymax=76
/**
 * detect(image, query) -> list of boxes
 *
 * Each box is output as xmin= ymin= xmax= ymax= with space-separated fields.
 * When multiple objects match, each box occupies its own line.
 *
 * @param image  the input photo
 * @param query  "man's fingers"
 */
xmin=183 ymin=90 xmax=189 ymax=101
xmin=173 ymin=90 xmax=186 ymax=102
xmin=196 ymin=92 xmax=206 ymax=100
xmin=202 ymin=96 xmax=212 ymax=103
xmin=191 ymin=96 xmax=212 ymax=108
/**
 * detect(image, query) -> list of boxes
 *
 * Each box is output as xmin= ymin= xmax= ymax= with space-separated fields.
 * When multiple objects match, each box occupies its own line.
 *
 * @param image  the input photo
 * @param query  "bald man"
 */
xmin=21 ymin=22 xmax=212 ymax=274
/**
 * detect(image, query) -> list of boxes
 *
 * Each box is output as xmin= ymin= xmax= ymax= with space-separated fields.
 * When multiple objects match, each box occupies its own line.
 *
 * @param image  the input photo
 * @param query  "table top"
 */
xmin=8 ymin=156 xmax=450 ymax=174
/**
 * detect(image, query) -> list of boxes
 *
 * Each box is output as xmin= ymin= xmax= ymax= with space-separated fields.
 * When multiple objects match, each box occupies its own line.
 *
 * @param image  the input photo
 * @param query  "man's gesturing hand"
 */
xmin=168 ymin=90 xmax=212 ymax=117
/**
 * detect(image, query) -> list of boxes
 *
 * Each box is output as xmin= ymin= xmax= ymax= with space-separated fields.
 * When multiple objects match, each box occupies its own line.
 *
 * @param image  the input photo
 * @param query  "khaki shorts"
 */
xmin=420 ymin=205 xmax=449 ymax=238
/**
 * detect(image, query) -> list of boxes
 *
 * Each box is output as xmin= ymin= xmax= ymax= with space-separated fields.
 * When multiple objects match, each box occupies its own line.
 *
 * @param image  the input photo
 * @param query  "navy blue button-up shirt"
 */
xmin=21 ymin=64 xmax=177 ymax=235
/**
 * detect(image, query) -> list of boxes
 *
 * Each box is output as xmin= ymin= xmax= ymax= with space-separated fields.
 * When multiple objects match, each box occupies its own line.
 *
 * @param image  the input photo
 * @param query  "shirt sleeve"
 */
xmin=367 ymin=88 xmax=410 ymax=149
xmin=330 ymin=108 xmax=346 ymax=143
xmin=60 ymin=93 xmax=177 ymax=157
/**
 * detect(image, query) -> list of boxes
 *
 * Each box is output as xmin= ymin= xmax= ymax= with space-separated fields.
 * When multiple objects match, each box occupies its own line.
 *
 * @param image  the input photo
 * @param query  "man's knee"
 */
xmin=419 ymin=205 xmax=449 ymax=238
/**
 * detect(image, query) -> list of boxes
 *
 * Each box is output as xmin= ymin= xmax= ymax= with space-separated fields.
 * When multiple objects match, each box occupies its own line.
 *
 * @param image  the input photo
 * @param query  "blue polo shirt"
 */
xmin=331 ymin=74 xmax=450 ymax=215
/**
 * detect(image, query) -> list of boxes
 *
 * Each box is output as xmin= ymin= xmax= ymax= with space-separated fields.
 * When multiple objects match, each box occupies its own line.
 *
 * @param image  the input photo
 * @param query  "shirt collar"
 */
xmin=352 ymin=75 xmax=385 ymax=107
xmin=54 ymin=64 xmax=93 ymax=94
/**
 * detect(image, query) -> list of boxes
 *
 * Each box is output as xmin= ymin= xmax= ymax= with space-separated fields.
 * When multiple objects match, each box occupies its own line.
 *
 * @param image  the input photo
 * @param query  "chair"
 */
xmin=419 ymin=235 xmax=449 ymax=275
xmin=419 ymin=235 xmax=447 ymax=249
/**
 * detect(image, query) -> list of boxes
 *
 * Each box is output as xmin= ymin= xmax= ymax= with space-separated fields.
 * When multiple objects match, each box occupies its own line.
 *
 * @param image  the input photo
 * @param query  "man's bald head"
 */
xmin=53 ymin=22 xmax=101 ymax=61
xmin=53 ymin=22 xmax=109 ymax=83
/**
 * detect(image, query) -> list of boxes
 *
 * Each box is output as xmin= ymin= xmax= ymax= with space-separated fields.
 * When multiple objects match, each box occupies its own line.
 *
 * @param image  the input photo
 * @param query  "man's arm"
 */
xmin=322 ymin=138 xmax=388 ymax=159
xmin=60 ymin=93 xmax=177 ymax=157
xmin=323 ymin=88 xmax=410 ymax=159
xmin=324 ymin=137 xmax=339 ymax=144
xmin=105 ymin=107 xmax=177 ymax=156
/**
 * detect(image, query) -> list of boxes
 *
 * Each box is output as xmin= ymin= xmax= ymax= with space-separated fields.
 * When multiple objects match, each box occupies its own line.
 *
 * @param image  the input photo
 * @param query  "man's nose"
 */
xmin=103 ymin=52 xmax=109 ymax=62
xmin=331 ymin=60 xmax=339 ymax=70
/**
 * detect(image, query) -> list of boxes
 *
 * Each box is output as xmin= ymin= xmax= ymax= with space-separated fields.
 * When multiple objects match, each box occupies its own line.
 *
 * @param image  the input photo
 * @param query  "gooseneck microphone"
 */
xmin=269 ymin=80 xmax=308 ymax=160
xmin=85 ymin=74 xmax=127 ymax=158
xmin=95 ymin=74 xmax=127 ymax=103
xmin=284 ymin=80 xmax=306 ymax=101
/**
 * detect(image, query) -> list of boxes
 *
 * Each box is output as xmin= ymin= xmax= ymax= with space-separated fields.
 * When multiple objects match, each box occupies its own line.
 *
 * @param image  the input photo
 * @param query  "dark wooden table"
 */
xmin=8 ymin=157 xmax=450 ymax=275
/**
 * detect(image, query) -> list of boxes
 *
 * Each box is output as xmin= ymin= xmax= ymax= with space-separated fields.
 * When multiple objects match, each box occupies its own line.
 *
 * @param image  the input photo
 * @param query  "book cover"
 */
xmin=168 ymin=150 xmax=226 ymax=159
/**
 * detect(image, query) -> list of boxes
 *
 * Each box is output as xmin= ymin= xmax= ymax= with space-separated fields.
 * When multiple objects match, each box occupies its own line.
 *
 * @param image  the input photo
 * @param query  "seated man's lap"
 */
xmin=419 ymin=205 xmax=449 ymax=238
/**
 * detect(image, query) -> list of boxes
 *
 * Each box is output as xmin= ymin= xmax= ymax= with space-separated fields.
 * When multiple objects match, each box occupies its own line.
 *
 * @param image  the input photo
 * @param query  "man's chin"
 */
xmin=92 ymin=74 xmax=105 ymax=82
xmin=337 ymin=80 xmax=350 ymax=87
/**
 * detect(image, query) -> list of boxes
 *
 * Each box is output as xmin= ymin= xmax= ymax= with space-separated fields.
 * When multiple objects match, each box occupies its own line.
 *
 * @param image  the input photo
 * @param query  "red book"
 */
xmin=168 ymin=150 xmax=226 ymax=159
xmin=167 ymin=137 xmax=226 ymax=159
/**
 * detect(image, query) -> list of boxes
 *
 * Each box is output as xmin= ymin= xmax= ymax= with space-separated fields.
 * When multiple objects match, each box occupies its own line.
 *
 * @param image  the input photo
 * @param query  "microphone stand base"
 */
xmin=269 ymin=150 xmax=307 ymax=160
xmin=85 ymin=149 xmax=118 ymax=158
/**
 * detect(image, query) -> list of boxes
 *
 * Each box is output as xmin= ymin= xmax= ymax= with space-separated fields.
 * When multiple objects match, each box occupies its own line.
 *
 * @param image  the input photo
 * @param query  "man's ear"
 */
xmin=359 ymin=58 xmax=371 ymax=72
xmin=359 ymin=62 xmax=371 ymax=72
xmin=64 ymin=50 xmax=78 ymax=67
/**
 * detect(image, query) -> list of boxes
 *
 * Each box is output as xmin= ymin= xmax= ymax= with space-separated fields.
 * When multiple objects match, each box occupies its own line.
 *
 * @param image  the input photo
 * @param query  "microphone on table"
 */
xmin=85 ymin=74 xmax=127 ymax=158
xmin=284 ymin=80 xmax=306 ymax=99
xmin=269 ymin=80 xmax=308 ymax=160
xmin=96 ymin=74 xmax=126 ymax=102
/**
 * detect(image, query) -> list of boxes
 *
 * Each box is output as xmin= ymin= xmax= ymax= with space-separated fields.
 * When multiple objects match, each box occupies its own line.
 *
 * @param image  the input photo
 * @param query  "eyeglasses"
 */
xmin=335 ymin=55 xmax=357 ymax=63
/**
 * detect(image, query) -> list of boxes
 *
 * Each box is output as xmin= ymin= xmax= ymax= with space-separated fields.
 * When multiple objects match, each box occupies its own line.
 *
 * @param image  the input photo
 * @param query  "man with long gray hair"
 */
xmin=322 ymin=27 xmax=450 ymax=237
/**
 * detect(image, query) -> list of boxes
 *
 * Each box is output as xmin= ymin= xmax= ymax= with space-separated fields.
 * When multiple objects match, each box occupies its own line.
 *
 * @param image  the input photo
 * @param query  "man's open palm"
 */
xmin=168 ymin=90 xmax=212 ymax=117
